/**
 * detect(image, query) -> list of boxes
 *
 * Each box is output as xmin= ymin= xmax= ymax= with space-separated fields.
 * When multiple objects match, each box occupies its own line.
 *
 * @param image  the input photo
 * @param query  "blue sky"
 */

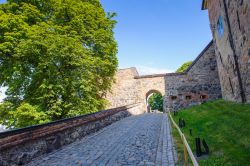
xmin=100 ymin=0 xmax=212 ymax=74
xmin=0 ymin=0 xmax=212 ymax=101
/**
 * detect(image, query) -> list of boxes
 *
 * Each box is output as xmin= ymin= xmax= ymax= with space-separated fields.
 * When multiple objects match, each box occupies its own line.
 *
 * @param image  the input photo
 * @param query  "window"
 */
xmin=229 ymin=77 xmax=234 ymax=94
xmin=171 ymin=96 xmax=177 ymax=100
xmin=210 ymin=65 xmax=215 ymax=71
xmin=200 ymin=95 xmax=207 ymax=100
xmin=219 ymin=54 xmax=223 ymax=65
xmin=186 ymin=95 xmax=192 ymax=100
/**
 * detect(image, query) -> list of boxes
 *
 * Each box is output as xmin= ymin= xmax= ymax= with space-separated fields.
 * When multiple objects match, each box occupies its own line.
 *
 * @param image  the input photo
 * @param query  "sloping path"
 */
xmin=27 ymin=113 xmax=176 ymax=166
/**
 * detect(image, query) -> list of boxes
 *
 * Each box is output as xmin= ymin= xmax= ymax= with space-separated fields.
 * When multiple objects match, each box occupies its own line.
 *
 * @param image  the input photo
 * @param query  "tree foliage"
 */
xmin=0 ymin=0 xmax=118 ymax=128
xmin=176 ymin=61 xmax=192 ymax=73
xmin=148 ymin=93 xmax=163 ymax=112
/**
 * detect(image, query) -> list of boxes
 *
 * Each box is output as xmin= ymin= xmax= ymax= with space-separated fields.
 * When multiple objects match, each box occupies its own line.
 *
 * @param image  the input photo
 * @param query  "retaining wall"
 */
xmin=0 ymin=103 xmax=144 ymax=166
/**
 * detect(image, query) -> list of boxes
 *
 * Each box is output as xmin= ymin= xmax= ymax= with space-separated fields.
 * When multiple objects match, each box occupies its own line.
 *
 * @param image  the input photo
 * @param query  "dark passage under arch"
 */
xmin=146 ymin=90 xmax=163 ymax=113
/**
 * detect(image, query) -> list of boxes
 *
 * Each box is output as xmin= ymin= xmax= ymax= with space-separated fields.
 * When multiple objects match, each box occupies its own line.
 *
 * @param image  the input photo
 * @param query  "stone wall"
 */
xmin=105 ymin=68 xmax=165 ymax=111
xmin=0 ymin=103 xmax=144 ymax=166
xmin=164 ymin=41 xmax=222 ymax=111
xmin=135 ymin=74 xmax=165 ymax=102
xmin=136 ymin=75 xmax=166 ymax=112
xmin=105 ymin=68 xmax=141 ymax=108
xmin=106 ymin=43 xmax=222 ymax=112
xmin=204 ymin=0 xmax=250 ymax=103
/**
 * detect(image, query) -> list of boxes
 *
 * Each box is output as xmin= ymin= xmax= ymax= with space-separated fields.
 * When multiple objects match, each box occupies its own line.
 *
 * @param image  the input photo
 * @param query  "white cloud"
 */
xmin=0 ymin=87 xmax=7 ymax=102
xmin=136 ymin=65 xmax=174 ymax=75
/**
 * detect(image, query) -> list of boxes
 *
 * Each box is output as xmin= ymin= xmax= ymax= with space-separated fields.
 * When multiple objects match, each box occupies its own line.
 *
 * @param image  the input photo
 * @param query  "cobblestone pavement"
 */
xmin=27 ymin=113 xmax=176 ymax=166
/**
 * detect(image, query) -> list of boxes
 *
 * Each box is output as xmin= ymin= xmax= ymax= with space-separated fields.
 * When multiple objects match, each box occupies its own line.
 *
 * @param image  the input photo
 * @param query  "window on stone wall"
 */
xmin=171 ymin=96 xmax=177 ymax=100
xmin=186 ymin=95 xmax=192 ymax=100
xmin=210 ymin=64 xmax=216 ymax=71
xmin=217 ymin=16 xmax=224 ymax=38
xmin=229 ymin=77 xmax=234 ymax=94
xmin=200 ymin=95 xmax=207 ymax=99
xmin=219 ymin=54 xmax=223 ymax=65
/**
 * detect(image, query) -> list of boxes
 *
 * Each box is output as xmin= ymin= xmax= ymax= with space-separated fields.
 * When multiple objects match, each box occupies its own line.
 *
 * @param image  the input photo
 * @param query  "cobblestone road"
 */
xmin=27 ymin=113 xmax=176 ymax=166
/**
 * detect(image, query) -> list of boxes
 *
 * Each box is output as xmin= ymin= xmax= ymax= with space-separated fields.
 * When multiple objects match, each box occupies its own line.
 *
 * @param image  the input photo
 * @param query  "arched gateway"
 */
xmin=105 ymin=67 xmax=165 ymax=112
xmin=145 ymin=90 xmax=163 ymax=113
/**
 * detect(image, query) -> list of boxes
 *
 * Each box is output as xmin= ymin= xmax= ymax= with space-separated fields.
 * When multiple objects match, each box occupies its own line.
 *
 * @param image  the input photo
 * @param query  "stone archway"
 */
xmin=145 ymin=90 xmax=163 ymax=113
xmin=105 ymin=67 xmax=166 ymax=112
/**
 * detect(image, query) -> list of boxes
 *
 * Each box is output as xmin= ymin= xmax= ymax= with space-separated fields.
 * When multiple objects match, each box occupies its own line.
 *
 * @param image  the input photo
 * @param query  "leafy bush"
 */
xmin=176 ymin=61 xmax=192 ymax=72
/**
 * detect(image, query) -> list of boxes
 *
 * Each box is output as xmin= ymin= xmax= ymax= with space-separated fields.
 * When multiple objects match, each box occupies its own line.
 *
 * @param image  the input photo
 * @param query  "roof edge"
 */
xmin=118 ymin=67 xmax=139 ymax=77
xmin=134 ymin=73 xmax=166 ymax=79
xmin=184 ymin=40 xmax=213 ymax=73
xmin=202 ymin=0 xmax=208 ymax=10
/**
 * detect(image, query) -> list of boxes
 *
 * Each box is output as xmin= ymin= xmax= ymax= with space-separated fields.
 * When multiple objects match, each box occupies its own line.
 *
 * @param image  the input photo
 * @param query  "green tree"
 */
xmin=148 ymin=93 xmax=163 ymax=112
xmin=176 ymin=61 xmax=192 ymax=73
xmin=0 ymin=0 xmax=118 ymax=128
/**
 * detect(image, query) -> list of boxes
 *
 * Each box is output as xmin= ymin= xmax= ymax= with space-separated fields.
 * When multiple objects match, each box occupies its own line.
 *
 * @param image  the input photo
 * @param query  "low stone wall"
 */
xmin=0 ymin=103 xmax=144 ymax=166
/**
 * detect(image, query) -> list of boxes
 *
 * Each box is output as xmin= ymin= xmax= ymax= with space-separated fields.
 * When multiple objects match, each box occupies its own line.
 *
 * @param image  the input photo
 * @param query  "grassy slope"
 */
xmin=172 ymin=100 xmax=250 ymax=166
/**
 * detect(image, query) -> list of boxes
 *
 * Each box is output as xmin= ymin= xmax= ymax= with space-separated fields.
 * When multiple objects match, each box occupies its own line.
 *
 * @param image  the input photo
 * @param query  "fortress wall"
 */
xmin=106 ymin=43 xmax=223 ymax=112
xmin=105 ymin=67 xmax=166 ymax=111
xmin=136 ymin=76 xmax=165 ymax=101
xmin=206 ymin=0 xmax=250 ymax=103
xmin=105 ymin=68 xmax=141 ymax=108
xmin=164 ymin=42 xmax=222 ymax=111
xmin=135 ymin=76 xmax=166 ymax=111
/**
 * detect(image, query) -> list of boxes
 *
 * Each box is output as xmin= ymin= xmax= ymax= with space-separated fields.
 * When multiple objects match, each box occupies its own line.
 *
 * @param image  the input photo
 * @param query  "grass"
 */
xmin=171 ymin=100 xmax=250 ymax=166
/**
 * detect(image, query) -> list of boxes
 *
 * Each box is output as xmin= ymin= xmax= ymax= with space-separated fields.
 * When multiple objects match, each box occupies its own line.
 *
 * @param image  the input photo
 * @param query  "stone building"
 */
xmin=202 ymin=0 xmax=250 ymax=103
